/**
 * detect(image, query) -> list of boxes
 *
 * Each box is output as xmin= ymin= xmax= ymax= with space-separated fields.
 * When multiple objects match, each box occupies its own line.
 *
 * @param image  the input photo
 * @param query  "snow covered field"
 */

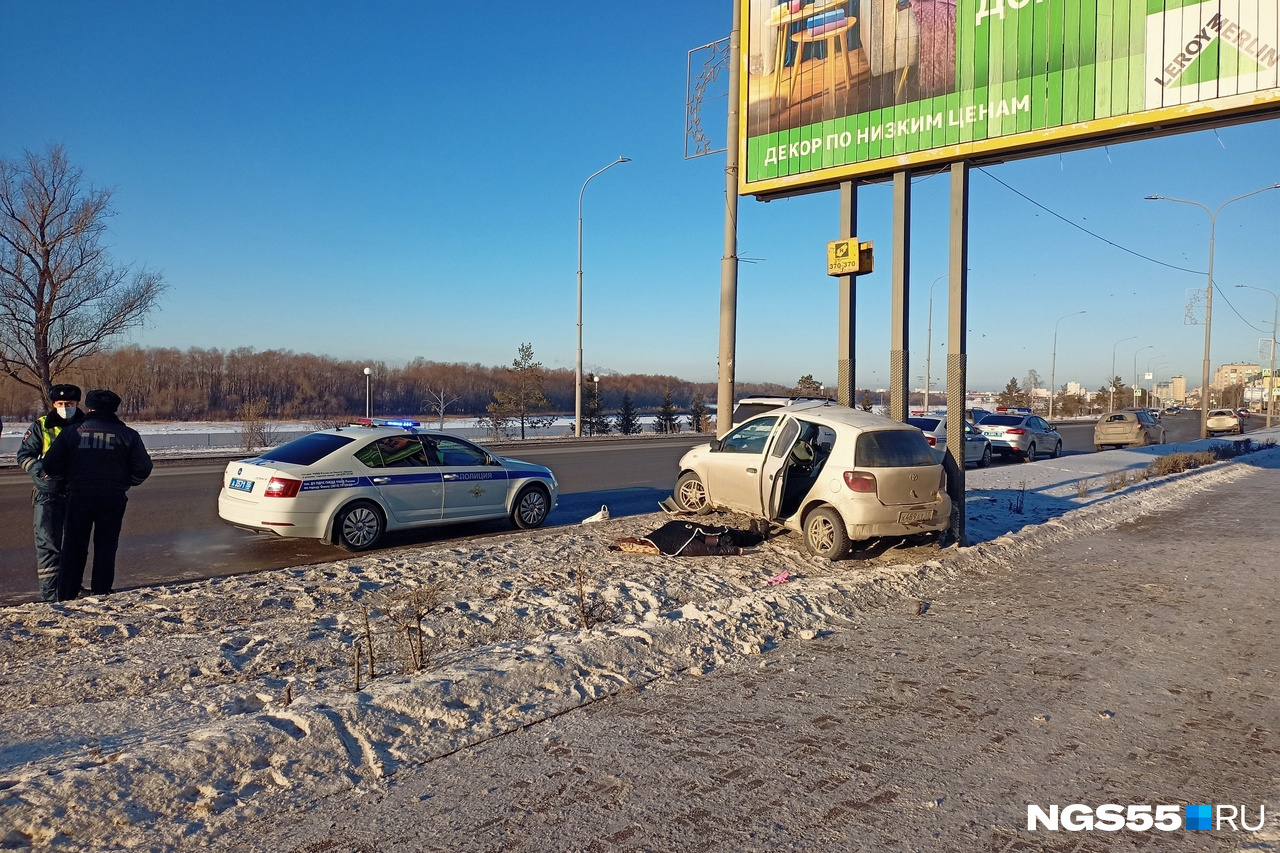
xmin=0 ymin=430 xmax=1276 ymax=850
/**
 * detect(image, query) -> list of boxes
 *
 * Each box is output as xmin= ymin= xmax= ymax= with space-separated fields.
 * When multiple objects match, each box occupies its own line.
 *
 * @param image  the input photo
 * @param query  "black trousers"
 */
xmin=57 ymin=492 xmax=128 ymax=600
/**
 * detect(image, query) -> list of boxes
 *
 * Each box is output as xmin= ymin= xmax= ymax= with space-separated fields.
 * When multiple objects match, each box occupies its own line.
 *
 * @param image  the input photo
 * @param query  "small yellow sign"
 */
xmin=827 ymin=239 xmax=873 ymax=276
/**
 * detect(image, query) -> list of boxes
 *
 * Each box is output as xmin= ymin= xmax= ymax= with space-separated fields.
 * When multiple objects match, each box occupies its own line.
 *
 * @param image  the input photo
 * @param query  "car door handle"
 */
xmin=746 ymin=467 xmax=758 ymax=474
xmin=442 ymin=473 xmax=459 ymax=481
xmin=372 ymin=477 xmax=391 ymax=484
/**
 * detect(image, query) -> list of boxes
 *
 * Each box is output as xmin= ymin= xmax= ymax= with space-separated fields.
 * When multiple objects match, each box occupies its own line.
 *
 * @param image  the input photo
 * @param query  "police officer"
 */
xmin=43 ymin=389 xmax=152 ymax=601
xmin=16 ymin=384 xmax=85 ymax=602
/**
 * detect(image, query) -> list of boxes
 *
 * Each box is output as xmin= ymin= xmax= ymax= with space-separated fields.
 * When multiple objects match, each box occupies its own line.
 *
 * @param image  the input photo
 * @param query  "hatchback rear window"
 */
xmin=855 ymin=430 xmax=937 ymax=467
xmin=256 ymin=433 xmax=355 ymax=465
xmin=980 ymin=415 xmax=1023 ymax=426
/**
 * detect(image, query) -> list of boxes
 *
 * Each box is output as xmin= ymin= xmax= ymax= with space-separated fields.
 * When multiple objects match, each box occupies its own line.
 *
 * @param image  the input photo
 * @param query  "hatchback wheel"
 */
xmin=335 ymin=501 xmax=384 ymax=551
xmin=1050 ymin=441 xmax=1062 ymax=459
xmin=511 ymin=485 xmax=550 ymax=529
xmin=674 ymin=471 xmax=713 ymax=515
xmin=804 ymin=506 xmax=851 ymax=561
xmin=1022 ymin=443 xmax=1036 ymax=462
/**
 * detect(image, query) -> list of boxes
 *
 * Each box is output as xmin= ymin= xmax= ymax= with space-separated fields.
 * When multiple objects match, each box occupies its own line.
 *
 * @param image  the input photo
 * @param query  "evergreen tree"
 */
xmin=583 ymin=385 xmax=611 ymax=435
xmin=615 ymin=392 xmax=641 ymax=435
xmin=859 ymin=392 xmax=873 ymax=412
xmin=486 ymin=343 xmax=554 ymax=440
xmin=655 ymin=388 xmax=681 ymax=434
xmin=996 ymin=376 xmax=1028 ymax=408
xmin=790 ymin=374 xmax=824 ymax=396
xmin=686 ymin=391 xmax=710 ymax=433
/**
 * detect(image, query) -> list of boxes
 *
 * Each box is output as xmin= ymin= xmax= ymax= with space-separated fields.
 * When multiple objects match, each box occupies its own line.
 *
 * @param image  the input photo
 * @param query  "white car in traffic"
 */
xmin=218 ymin=420 xmax=558 ymax=551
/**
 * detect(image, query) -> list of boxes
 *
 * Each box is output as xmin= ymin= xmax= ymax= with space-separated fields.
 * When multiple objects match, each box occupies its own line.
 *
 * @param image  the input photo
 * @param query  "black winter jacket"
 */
xmin=42 ymin=411 xmax=153 ymax=495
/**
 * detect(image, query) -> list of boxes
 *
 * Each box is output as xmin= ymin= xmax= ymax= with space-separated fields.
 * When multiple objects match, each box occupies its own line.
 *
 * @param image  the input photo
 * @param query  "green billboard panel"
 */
xmin=741 ymin=0 xmax=1280 ymax=195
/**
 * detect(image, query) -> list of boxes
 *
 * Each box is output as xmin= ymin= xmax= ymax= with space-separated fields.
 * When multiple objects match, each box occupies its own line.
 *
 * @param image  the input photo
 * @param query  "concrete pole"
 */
xmin=889 ymin=171 xmax=910 ymax=422
xmin=837 ymin=181 xmax=857 ymax=408
xmin=716 ymin=0 xmax=742 ymax=438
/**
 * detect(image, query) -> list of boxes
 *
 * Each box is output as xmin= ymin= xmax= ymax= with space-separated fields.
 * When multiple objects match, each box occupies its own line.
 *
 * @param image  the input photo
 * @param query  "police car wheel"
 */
xmin=511 ymin=485 xmax=550 ymax=529
xmin=335 ymin=501 xmax=384 ymax=551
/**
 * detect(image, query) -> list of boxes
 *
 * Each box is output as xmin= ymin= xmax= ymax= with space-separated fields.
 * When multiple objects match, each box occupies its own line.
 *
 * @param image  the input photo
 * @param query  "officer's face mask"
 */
xmin=54 ymin=403 xmax=78 ymax=418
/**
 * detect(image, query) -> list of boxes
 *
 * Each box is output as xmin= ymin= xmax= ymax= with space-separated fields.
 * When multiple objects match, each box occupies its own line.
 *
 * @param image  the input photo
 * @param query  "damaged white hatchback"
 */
xmin=671 ymin=401 xmax=951 ymax=560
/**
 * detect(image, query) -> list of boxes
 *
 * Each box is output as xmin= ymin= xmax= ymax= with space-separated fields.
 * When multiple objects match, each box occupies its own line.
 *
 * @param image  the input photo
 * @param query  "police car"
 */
xmin=217 ymin=419 xmax=558 ymax=551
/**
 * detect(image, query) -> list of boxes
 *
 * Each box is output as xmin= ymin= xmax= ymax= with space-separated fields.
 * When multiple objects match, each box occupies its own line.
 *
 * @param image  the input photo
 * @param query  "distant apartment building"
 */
xmin=1213 ymin=363 xmax=1260 ymax=389
xmin=1065 ymin=381 xmax=1087 ymax=397
xmin=1154 ymin=375 xmax=1187 ymax=404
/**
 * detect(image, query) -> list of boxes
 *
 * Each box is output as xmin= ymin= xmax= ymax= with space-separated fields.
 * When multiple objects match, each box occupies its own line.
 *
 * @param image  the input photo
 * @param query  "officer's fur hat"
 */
xmin=85 ymin=389 xmax=122 ymax=413
xmin=49 ymin=384 xmax=81 ymax=403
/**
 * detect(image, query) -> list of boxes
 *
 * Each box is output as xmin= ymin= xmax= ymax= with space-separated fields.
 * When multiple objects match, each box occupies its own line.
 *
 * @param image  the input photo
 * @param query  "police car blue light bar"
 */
xmin=355 ymin=418 xmax=421 ymax=429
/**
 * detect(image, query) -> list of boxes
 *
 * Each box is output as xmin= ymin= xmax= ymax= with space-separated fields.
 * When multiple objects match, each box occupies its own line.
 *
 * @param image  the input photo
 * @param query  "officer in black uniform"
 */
xmin=16 ymin=384 xmax=85 ymax=602
xmin=43 ymin=389 xmax=153 ymax=601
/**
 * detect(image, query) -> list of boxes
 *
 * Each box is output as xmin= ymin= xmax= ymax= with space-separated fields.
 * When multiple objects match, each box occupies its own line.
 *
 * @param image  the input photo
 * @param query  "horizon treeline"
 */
xmin=0 ymin=345 xmax=797 ymax=421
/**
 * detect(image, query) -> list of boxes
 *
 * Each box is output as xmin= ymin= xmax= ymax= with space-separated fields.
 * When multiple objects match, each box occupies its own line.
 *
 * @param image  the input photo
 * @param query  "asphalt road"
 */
xmin=0 ymin=435 xmax=705 ymax=606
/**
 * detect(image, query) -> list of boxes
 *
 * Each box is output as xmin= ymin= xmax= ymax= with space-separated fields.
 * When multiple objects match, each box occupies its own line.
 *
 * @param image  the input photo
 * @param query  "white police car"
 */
xmin=217 ymin=419 xmax=558 ymax=551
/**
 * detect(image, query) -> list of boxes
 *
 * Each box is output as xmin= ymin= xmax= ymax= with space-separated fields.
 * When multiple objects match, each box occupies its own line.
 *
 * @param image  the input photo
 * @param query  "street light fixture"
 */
xmin=575 ymin=156 xmax=630 ymax=438
xmin=923 ymin=273 xmax=946 ymax=414
xmin=1236 ymin=284 xmax=1279 ymax=428
xmin=1048 ymin=310 xmax=1085 ymax=421
xmin=363 ymin=367 xmax=372 ymax=419
xmin=1146 ymin=183 xmax=1280 ymax=438
xmin=1132 ymin=345 xmax=1153 ymax=408
xmin=1110 ymin=335 xmax=1137 ymax=413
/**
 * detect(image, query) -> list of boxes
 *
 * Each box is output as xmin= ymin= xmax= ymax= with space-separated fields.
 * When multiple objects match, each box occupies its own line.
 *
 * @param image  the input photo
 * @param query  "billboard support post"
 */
xmin=836 ymin=181 xmax=858 ymax=408
xmin=717 ymin=0 xmax=742 ymax=438
xmin=945 ymin=161 xmax=970 ymax=547
xmin=889 ymin=171 xmax=911 ymax=422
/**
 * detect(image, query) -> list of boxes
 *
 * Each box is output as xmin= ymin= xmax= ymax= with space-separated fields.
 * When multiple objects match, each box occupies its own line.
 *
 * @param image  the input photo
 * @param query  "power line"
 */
xmin=977 ymin=169 xmax=1205 ymax=276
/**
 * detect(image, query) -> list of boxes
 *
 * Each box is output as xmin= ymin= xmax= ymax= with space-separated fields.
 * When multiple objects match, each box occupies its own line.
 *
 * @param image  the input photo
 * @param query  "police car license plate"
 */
xmin=229 ymin=477 xmax=254 ymax=493
xmin=898 ymin=509 xmax=934 ymax=524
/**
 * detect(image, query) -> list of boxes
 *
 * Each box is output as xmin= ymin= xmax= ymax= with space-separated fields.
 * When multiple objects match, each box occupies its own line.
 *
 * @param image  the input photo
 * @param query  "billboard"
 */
xmin=741 ymin=0 xmax=1280 ymax=195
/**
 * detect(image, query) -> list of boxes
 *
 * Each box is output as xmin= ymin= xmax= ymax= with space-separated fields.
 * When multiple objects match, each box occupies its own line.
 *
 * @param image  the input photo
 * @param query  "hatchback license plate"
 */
xmin=229 ymin=477 xmax=254 ymax=493
xmin=899 ymin=509 xmax=934 ymax=524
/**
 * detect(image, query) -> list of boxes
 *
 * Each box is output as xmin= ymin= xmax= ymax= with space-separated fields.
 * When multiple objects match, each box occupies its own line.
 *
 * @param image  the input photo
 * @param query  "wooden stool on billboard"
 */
xmin=788 ymin=20 xmax=857 ymax=102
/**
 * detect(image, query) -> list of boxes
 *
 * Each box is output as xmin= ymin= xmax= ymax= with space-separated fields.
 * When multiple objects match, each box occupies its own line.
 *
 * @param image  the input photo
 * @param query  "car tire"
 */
xmin=803 ymin=506 xmax=850 ymax=561
xmin=1050 ymin=441 xmax=1062 ymax=459
xmin=334 ymin=501 xmax=384 ymax=551
xmin=1138 ymin=432 xmax=1150 ymax=447
xmin=978 ymin=445 xmax=992 ymax=468
xmin=674 ymin=471 xmax=713 ymax=515
xmin=1160 ymin=432 xmax=1166 ymax=444
xmin=1093 ymin=444 xmax=1103 ymax=453
xmin=511 ymin=484 xmax=551 ymax=529
xmin=1022 ymin=443 xmax=1036 ymax=463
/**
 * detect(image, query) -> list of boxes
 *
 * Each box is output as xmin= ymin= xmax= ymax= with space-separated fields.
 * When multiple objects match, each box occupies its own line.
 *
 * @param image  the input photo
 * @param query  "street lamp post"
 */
xmin=1049 ymin=310 xmax=1086 ymax=421
xmin=923 ymin=273 xmax=946 ymax=414
xmin=575 ymin=156 xmax=630 ymax=438
xmin=1236 ymin=284 xmax=1279 ymax=428
xmin=1110 ymin=336 xmax=1137 ymax=413
xmin=363 ymin=367 xmax=372 ymax=419
xmin=1131 ymin=345 xmax=1153 ymax=408
xmin=1146 ymin=184 xmax=1280 ymax=438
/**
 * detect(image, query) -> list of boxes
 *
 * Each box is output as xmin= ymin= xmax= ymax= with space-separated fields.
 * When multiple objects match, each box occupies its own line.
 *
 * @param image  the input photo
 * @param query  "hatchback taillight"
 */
xmin=1006 ymin=427 xmax=1027 ymax=435
xmin=264 ymin=477 xmax=302 ymax=498
xmin=842 ymin=471 xmax=877 ymax=493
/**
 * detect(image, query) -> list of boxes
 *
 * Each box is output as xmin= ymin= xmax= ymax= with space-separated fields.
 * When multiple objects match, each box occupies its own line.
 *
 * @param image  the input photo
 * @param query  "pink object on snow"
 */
xmin=767 ymin=571 xmax=791 ymax=585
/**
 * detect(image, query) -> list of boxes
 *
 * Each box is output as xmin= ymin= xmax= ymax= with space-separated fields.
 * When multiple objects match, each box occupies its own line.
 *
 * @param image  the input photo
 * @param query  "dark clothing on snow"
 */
xmin=43 ymin=411 xmax=152 ymax=600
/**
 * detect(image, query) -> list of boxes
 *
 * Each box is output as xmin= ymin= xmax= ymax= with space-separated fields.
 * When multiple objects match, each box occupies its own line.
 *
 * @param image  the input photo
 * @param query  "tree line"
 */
xmin=0 ymin=343 xmax=799 ymax=423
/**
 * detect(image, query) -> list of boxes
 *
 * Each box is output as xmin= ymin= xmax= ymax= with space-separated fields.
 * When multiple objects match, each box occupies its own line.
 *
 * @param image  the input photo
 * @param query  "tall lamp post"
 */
xmin=1048 ymin=310 xmax=1086 ymax=421
xmin=363 ymin=367 xmax=372 ymax=419
xmin=1110 ymin=335 xmax=1137 ymax=413
xmin=1236 ymin=284 xmax=1279 ymax=428
xmin=923 ymin=273 xmax=946 ymax=414
xmin=575 ymin=156 xmax=630 ymax=438
xmin=1146 ymin=184 xmax=1280 ymax=438
xmin=1131 ymin=345 xmax=1153 ymax=408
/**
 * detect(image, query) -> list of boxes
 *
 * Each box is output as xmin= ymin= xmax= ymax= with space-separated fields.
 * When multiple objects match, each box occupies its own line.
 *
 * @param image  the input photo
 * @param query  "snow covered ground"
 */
xmin=0 ymin=429 xmax=1276 ymax=850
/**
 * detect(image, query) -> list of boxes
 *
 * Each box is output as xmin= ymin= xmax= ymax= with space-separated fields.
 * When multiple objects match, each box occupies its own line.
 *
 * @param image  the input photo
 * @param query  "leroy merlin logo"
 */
xmin=1153 ymin=11 xmax=1277 ymax=88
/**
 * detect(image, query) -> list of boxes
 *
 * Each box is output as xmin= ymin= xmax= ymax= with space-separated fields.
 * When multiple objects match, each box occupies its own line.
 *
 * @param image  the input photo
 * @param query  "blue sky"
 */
xmin=3 ymin=1 xmax=1278 ymax=393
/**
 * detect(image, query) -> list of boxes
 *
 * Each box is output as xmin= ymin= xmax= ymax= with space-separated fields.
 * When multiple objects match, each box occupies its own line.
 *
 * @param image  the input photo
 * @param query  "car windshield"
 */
xmin=981 ymin=415 xmax=1024 ymax=426
xmin=907 ymin=417 xmax=942 ymax=431
xmin=720 ymin=417 xmax=780 ymax=454
xmin=855 ymin=430 xmax=937 ymax=467
xmin=255 ymin=433 xmax=355 ymax=465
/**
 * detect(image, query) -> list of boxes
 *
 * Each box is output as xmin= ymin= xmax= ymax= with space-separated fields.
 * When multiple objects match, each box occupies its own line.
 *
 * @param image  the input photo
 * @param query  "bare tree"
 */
xmin=422 ymin=387 xmax=462 ymax=429
xmin=0 ymin=145 xmax=166 ymax=396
